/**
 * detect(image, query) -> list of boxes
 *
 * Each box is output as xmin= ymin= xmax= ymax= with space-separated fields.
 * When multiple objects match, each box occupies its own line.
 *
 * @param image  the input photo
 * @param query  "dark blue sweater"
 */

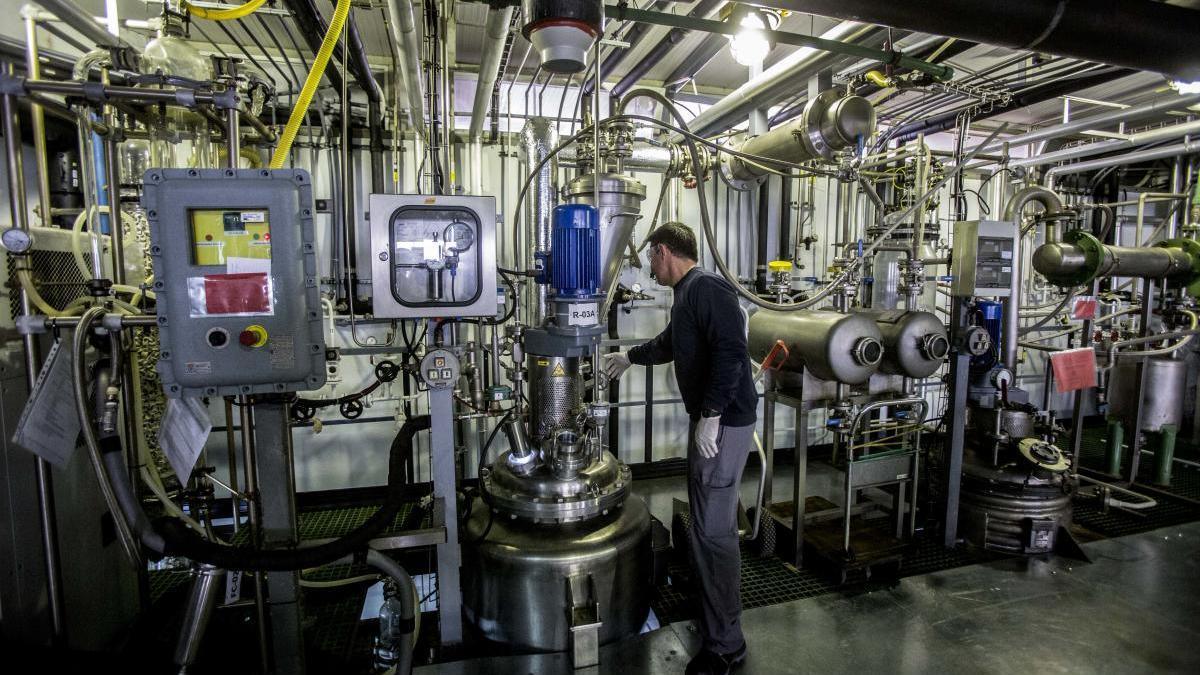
xmin=628 ymin=267 xmax=758 ymax=427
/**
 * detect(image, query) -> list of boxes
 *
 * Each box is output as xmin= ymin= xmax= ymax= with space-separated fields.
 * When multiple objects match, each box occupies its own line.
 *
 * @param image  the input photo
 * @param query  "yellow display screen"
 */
xmin=190 ymin=209 xmax=272 ymax=266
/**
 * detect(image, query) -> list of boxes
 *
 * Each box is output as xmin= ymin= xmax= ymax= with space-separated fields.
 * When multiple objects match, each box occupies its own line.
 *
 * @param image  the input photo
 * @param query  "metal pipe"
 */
xmin=747 ymin=0 xmax=1200 ymax=80
xmin=520 ymin=117 xmax=558 ymax=325
xmin=23 ymin=11 xmax=51 ymax=229
xmin=36 ymin=0 xmax=131 ymax=50
xmin=3 ymin=61 xmax=66 ymax=642
xmin=385 ymin=0 xmax=427 ymax=133
xmin=1043 ymin=139 xmax=1200 ymax=182
xmin=609 ymin=0 xmax=723 ymax=100
xmin=1004 ymin=218 xmax=1021 ymax=371
xmin=969 ymin=93 xmax=1200 ymax=158
xmin=1011 ymin=119 xmax=1200 ymax=171
xmin=676 ymin=21 xmax=874 ymax=139
xmin=469 ymin=7 xmax=514 ymax=142
xmin=1003 ymin=185 xmax=1064 ymax=221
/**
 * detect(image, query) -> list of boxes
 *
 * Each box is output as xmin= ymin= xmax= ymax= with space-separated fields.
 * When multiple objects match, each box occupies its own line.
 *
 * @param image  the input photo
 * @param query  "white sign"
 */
xmin=567 ymin=303 xmax=599 ymax=326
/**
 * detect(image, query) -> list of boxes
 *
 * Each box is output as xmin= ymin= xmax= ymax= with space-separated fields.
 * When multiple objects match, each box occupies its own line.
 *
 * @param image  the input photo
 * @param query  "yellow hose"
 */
xmin=865 ymin=70 xmax=892 ymax=88
xmin=271 ymin=0 xmax=352 ymax=169
xmin=183 ymin=0 xmax=267 ymax=21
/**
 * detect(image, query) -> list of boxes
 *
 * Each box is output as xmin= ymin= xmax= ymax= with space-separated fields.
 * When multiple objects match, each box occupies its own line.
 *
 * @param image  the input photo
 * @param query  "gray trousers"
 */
xmin=687 ymin=419 xmax=754 ymax=654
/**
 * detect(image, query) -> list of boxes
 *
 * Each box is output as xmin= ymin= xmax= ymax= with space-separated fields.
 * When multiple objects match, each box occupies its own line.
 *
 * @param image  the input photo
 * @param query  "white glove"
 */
xmin=601 ymin=351 xmax=632 ymax=380
xmin=695 ymin=415 xmax=721 ymax=459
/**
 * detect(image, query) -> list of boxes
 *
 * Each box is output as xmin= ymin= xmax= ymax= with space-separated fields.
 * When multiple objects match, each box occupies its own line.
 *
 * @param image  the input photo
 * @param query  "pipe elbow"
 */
xmin=1003 ymin=185 xmax=1063 ymax=221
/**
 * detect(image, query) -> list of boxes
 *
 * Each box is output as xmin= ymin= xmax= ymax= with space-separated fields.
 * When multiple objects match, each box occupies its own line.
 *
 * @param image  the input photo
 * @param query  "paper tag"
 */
xmin=567 ymin=303 xmax=599 ymax=326
xmin=227 ymin=256 xmax=272 ymax=276
xmin=1050 ymin=347 xmax=1098 ymax=393
xmin=159 ymin=397 xmax=213 ymax=481
xmin=12 ymin=341 xmax=81 ymax=468
xmin=225 ymin=571 xmax=243 ymax=605
xmin=1071 ymin=296 xmax=1098 ymax=321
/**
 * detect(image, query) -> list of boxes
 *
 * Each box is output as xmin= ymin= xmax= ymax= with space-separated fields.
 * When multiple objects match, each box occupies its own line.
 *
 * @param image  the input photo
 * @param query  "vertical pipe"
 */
xmin=24 ymin=15 xmax=51 ymax=228
xmin=3 ymin=60 xmax=66 ymax=644
xmin=223 ymin=398 xmax=240 ymax=533
xmin=226 ymin=106 xmax=240 ymax=169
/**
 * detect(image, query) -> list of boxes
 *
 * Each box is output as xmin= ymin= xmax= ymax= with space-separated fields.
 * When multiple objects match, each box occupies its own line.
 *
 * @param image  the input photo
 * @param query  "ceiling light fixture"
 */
xmin=728 ymin=8 xmax=781 ymax=68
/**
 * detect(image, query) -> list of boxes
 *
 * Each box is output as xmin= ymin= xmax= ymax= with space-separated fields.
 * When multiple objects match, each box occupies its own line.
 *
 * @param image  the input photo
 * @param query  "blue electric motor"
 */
xmin=550 ymin=204 xmax=601 ymax=297
xmin=971 ymin=299 xmax=1003 ymax=371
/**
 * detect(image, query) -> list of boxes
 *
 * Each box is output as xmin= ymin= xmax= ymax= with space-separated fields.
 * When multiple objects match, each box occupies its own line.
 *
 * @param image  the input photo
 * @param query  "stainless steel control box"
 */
xmin=369 ymin=194 xmax=498 ymax=319
xmin=951 ymin=220 xmax=1018 ymax=297
xmin=143 ymin=168 xmax=326 ymax=397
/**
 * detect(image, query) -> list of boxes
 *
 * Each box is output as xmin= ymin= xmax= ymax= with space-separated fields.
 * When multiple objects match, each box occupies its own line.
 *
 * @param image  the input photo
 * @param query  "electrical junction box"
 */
xmin=950 ymin=220 xmax=1018 ymax=297
xmin=369 ymin=194 xmax=498 ymax=319
xmin=143 ymin=168 xmax=326 ymax=398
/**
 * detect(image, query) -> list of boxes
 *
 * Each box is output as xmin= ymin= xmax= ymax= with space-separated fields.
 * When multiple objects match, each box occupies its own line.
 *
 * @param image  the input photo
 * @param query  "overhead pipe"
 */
xmin=676 ymin=21 xmax=875 ymax=139
xmin=969 ymin=93 xmax=1200 ymax=158
xmin=469 ymin=6 xmax=515 ymax=195
xmin=663 ymin=32 xmax=726 ymax=97
xmin=284 ymin=0 xmax=346 ymax=95
xmin=609 ymin=0 xmax=724 ymax=100
xmin=386 ymin=0 xmax=428 ymax=135
xmin=745 ymin=0 xmax=1200 ymax=81
xmin=585 ymin=0 xmax=672 ymax=96
xmin=36 ymin=0 xmax=132 ymax=50
xmin=890 ymin=67 xmax=1134 ymax=144
xmin=1043 ymin=139 xmax=1200 ymax=184
xmin=1009 ymin=119 xmax=1200 ymax=171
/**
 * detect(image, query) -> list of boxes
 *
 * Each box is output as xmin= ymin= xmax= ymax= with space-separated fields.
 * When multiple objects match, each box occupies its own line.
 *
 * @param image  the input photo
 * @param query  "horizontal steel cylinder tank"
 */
xmin=461 ymin=493 xmax=652 ymax=653
xmin=855 ymin=309 xmax=949 ymax=378
xmin=748 ymin=309 xmax=884 ymax=384
xmin=1108 ymin=357 xmax=1186 ymax=432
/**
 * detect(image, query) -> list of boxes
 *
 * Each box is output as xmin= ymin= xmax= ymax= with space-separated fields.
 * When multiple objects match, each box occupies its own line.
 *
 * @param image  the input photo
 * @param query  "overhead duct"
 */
xmin=1042 ymin=139 xmax=1200 ymax=183
xmin=677 ymin=21 xmax=875 ymax=139
xmin=585 ymin=0 xmax=673 ymax=96
xmin=746 ymin=0 xmax=1200 ymax=81
xmin=610 ymin=0 xmax=724 ymax=99
xmin=469 ymin=6 xmax=515 ymax=194
xmin=385 ymin=0 xmax=428 ymax=131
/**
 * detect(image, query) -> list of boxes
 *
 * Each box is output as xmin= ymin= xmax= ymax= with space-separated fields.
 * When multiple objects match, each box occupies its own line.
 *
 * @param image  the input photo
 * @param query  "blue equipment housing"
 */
xmin=550 ymin=204 xmax=601 ymax=298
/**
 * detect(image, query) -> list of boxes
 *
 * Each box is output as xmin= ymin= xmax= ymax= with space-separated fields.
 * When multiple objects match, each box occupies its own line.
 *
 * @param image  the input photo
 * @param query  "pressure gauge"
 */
xmin=444 ymin=220 xmax=475 ymax=255
xmin=1 ymin=227 xmax=33 ymax=255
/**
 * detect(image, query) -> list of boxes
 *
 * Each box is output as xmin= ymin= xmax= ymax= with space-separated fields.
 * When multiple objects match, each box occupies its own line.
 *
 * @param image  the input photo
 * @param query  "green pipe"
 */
xmin=1152 ymin=424 xmax=1179 ymax=486
xmin=604 ymin=4 xmax=955 ymax=82
xmin=1105 ymin=416 xmax=1124 ymax=476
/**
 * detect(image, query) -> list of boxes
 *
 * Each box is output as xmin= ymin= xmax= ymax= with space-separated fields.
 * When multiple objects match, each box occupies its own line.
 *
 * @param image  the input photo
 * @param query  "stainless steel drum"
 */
xmin=855 ymin=309 xmax=948 ymax=378
xmin=748 ymin=308 xmax=884 ymax=384
xmin=958 ymin=446 xmax=1074 ymax=555
xmin=527 ymin=354 xmax=583 ymax=442
xmin=1108 ymin=357 xmax=1186 ymax=432
xmin=461 ymin=493 xmax=653 ymax=653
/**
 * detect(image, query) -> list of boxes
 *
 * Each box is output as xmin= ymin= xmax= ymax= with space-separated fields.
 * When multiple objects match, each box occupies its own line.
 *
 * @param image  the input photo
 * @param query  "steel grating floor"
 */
xmin=140 ymin=423 xmax=1200 ymax=672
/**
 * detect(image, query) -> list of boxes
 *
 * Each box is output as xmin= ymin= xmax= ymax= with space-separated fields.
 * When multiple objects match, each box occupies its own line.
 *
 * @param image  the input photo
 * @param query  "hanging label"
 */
xmin=159 ymin=397 xmax=213 ymax=482
xmin=1071 ymin=296 xmax=1098 ymax=321
xmin=12 ymin=341 xmax=81 ymax=468
xmin=567 ymin=303 xmax=599 ymax=326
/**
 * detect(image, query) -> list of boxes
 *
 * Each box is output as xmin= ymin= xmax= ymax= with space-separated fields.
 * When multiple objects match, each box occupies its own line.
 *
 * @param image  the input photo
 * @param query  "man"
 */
xmin=602 ymin=223 xmax=757 ymax=675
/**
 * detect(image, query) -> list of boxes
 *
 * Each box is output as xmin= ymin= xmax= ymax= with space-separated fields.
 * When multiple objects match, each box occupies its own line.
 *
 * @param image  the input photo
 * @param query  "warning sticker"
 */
xmin=551 ymin=362 xmax=566 ymax=377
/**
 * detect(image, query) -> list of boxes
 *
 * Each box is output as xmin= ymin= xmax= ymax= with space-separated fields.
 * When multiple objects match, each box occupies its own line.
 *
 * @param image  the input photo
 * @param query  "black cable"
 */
xmin=151 ymin=415 xmax=431 ymax=571
xmin=290 ymin=360 xmax=402 ymax=421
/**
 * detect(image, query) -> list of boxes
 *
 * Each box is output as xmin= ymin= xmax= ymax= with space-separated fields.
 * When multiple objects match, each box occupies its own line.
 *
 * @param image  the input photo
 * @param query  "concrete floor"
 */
xmin=416 ymin=521 xmax=1200 ymax=674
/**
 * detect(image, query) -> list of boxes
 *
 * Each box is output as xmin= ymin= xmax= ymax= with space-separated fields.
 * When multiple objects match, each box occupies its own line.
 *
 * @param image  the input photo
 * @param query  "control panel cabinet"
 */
xmin=144 ymin=168 xmax=326 ymax=397
xmin=369 ymin=194 xmax=498 ymax=319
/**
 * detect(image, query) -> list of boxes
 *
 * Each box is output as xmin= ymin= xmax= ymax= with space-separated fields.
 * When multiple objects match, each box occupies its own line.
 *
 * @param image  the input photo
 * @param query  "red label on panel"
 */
xmin=204 ymin=273 xmax=270 ymax=314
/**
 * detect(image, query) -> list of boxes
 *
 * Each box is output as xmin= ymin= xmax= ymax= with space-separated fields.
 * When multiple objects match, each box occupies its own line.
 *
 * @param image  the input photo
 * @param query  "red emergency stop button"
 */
xmin=239 ymin=324 xmax=269 ymax=348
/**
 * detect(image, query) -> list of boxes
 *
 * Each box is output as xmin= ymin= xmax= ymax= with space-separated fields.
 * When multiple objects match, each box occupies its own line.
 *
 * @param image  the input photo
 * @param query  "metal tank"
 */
xmin=958 ymin=444 xmax=1074 ymax=555
xmin=563 ymin=172 xmax=646 ymax=295
xmin=855 ymin=309 xmax=949 ymax=378
xmin=1108 ymin=357 xmax=1186 ymax=432
xmin=461 ymin=488 xmax=651 ymax=652
xmin=748 ymin=309 xmax=884 ymax=384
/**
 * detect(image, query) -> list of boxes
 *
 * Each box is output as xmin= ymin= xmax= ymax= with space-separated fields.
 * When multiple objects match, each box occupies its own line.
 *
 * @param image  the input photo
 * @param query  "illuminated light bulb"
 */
xmin=729 ymin=13 xmax=771 ymax=67
xmin=1171 ymin=79 xmax=1200 ymax=94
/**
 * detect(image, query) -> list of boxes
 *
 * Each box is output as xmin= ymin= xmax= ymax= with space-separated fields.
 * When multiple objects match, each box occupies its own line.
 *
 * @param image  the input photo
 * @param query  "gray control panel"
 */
xmin=369 ymin=194 xmax=498 ymax=319
xmin=420 ymin=349 xmax=461 ymax=390
xmin=143 ymin=168 xmax=326 ymax=397
xmin=951 ymin=220 xmax=1017 ymax=297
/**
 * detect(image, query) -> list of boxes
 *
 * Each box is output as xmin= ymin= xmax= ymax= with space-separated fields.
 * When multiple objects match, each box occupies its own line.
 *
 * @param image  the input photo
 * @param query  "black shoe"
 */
xmin=685 ymin=643 xmax=747 ymax=675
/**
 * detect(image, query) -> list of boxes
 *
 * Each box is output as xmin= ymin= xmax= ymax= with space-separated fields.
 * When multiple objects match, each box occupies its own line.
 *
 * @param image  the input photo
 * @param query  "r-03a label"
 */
xmin=567 ymin=303 xmax=599 ymax=326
